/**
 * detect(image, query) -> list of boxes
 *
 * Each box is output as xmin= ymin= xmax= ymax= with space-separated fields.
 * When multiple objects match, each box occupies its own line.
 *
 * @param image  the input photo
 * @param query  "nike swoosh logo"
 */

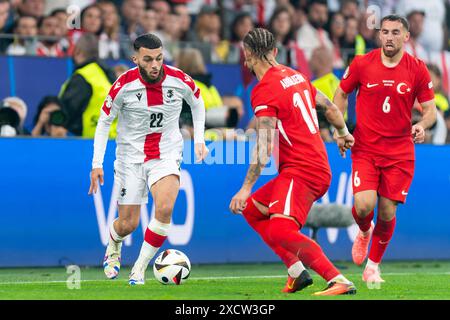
xmin=401 ymin=191 xmax=408 ymax=196
xmin=367 ymin=83 xmax=379 ymax=88
xmin=269 ymin=200 xmax=279 ymax=208
xmin=379 ymin=240 xmax=389 ymax=245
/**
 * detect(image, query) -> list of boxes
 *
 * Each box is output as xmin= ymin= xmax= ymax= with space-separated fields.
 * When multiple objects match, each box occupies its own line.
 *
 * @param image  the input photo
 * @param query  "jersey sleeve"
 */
xmin=416 ymin=61 xmax=435 ymax=104
xmin=339 ymin=56 xmax=360 ymax=94
xmin=251 ymin=83 xmax=278 ymax=117
xmin=92 ymin=78 xmax=124 ymax=168
xmin=182 ymin=73 xmax=205 ymax=144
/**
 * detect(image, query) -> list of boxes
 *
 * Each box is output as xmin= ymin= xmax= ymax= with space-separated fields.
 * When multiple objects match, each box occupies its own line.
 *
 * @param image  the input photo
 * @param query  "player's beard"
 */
xmin=382 ymin=45 xmax=401 ymax=58
xmin=138 ymin=65 xmax=164 ymax=84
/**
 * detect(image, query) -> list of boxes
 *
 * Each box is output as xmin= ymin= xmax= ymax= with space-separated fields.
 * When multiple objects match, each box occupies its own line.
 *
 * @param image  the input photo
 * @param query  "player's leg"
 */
xmin=364 ymin=160 xmax=413 ymax=283
xmin=265 ymin=177 xmax=355 ymax=295
xmin=351 ymin=155 xmax=379 ymax=265
xmin=241 ymin=194 xmax=311 ymax=293
xmin=267 ymin=215 xmax=356 ymax=296
xmin=362 ymin=196 xmax=397 ymax=283
xmin=129 ymin=159 xmax=181 ymax=285
xmin=104 ymin=162 xmax=147 ymax=279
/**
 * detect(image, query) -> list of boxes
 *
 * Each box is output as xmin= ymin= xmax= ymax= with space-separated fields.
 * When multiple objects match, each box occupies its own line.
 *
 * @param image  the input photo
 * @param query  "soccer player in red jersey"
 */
xmin=229 ymin=28 xmax=356 ymax=296
xmin=334 ymin=15 xmax=437 ymax=283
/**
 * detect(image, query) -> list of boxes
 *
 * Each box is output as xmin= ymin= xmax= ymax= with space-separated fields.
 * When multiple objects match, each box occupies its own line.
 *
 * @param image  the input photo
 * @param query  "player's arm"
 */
xmin=88 ymin=93 xmax=121 ymax=195
xmin=184 ymin=81 xmax=208 ymax=162
xmin=412 ymin=99 xmax=437 ymax=143
xmin=333 ymin=86 xmax=349 ymax=115
xmin=316 ymin=90 xmax=354 ymax=157
xmin=229 ymin=116 xmax=277 ymax=214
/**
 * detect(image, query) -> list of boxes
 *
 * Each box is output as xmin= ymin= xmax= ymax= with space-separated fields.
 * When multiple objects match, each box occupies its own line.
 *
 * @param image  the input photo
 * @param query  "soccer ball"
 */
xmin=153 ymin=249 xmax=191 ymax=285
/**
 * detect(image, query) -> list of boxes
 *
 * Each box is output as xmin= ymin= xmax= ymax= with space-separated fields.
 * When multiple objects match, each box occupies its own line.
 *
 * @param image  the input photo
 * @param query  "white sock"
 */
xmin=135 ymin=219 xmax=170 ymax=267
xmin=288 ymin=261 xmax=306 ymax=278
xmin=366 ymin=259 xmax=379 ymax=269
xmin=329 ymin=274 xmax=351 ymax=284
xmin=109 ymin=219 xmax=124 ymax=249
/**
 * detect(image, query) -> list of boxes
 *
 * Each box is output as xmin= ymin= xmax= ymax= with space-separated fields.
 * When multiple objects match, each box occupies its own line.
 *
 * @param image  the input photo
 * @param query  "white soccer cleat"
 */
xmin=362 ymin=265 xmax=385 ymax=283
xmin=129 ymin=263 xmax=147 ymax=286
xmin=103 ymin=242 xmax=122 ymax=279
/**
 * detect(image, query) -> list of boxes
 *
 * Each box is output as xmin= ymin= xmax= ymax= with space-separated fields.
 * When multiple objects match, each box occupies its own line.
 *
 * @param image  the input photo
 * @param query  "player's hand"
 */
xmin=229 ymin=187 xmax=251 ymax=214
xmin=88 ymin=168 xmax=104 ymax=195
xmin=334 ymin=131 xmax=355 ymax=158
xmin=195 ymin=143 xmax=209 ymax=163
xmin=412 ymin=124 xmax=425 ymax=143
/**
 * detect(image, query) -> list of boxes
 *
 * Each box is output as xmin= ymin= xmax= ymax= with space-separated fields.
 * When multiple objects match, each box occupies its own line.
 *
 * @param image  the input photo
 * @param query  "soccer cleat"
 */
xmin=282 ymin=270 xmax=313 ymax=293
xmin=129 ymin=263 xmax=146 ymax=286
xmin=103 ymin=242 xmax=122 ymax=279
xmin=362 ymin=265 xmax=385 ymax=283
xmin=313 ymin=281 xmax=357 ymax=296
xmin=352 ymin=221 xmax=374 ymax=266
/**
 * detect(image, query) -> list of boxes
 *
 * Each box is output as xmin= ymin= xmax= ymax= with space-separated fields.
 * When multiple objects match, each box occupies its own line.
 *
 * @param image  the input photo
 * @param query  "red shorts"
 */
xmin=351 ymin=153 xmax=414 ymax=203
xmin=252 ymin=171 xmax=329 ymax=227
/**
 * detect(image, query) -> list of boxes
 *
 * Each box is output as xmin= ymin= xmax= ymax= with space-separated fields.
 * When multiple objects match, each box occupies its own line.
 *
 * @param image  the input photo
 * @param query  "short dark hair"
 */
xmin=380 ymin=14 xmax=409 ymax=31
xmin=243 ymin=28 xmax=275 ymax=60
xmin=133 ymin=33 xmax=163 ymax=51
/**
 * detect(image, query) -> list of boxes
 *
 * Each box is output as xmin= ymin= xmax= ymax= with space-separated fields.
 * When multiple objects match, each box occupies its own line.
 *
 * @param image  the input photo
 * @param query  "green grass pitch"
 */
xmin=0 ymin=261 xmax=449 ymax=300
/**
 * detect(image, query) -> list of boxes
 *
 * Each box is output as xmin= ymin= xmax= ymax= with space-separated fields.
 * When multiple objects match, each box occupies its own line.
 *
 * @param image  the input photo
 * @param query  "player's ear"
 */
xmin=273 ymin=47 xmax=278 ymax=58
xmin=404 ymin=31 xmax=410 ymax=42
xmin=132 ymin=55 xmax=138 ymax=65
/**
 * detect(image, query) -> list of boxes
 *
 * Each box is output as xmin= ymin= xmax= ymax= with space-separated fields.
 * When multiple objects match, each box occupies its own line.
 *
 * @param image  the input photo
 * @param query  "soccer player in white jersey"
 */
xmin=88 ymin=34 xmax=208 ymax=285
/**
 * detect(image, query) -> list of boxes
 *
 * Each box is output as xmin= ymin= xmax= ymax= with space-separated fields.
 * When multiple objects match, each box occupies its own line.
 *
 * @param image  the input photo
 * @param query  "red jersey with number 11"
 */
xmin=251 ymin=65 xmax=331 ymax=184
xmin=340 ymin=49 xmax=435 ymax=160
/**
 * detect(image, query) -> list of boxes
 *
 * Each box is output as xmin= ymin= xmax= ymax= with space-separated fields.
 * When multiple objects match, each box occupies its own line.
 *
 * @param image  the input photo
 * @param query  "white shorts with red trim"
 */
xmin=113 ymin=158 xmax=181 ymax=205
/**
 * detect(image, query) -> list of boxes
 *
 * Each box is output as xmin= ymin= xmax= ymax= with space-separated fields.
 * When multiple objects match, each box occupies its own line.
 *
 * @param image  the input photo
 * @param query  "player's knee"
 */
xmin=155 ymin=203 xmax=174 ymax=221
xmin=117 ymin=217 xmax=138 ymax=235
xmin=354 ymin=200 xmax=376 ymax=217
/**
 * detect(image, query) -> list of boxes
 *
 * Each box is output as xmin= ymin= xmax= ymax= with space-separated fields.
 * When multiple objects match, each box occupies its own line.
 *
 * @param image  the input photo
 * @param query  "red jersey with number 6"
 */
xmin=251 ymin=65 xmax=331 ymax=184
xmin=340 ymin=49 xmax=435 ymax=160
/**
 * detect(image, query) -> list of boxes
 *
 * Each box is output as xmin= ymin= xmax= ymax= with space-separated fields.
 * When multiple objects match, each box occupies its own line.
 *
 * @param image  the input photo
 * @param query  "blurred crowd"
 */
xmin=0 ymin=0 xmax=450 ymax=144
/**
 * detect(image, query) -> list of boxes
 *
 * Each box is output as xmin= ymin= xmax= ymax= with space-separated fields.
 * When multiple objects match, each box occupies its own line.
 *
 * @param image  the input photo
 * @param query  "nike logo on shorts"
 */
xmin=401 ymin=190 xmax=408 ymax=196
xmin=269 ymin=200 xmax=279 ymax=208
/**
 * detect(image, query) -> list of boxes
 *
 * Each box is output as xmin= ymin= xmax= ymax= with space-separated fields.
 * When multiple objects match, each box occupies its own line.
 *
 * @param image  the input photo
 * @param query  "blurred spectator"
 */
xmin=18 ymin=0 xmax=45 ymax=20
xmin=0 ymin=0 xmax=11 ymax=53
xmin=174 ymin=4 xmax=195 ymax=42
xmin=98 ymin=1 xmax=121 ymax=59
xmin=36 ymin=15 xmax=64 ymax=57
xmin=176 ymin=48 xmax=244 ymax=137
xmin=358 ymin=12 xmax=377 ymax=52
xmin=429 ymin=50 xmax=450 ymax=101
xmin=328 ymin=12 xmax=345 ymax=68
xmin=268 ymin=6 xmax=311 ymax=77
xmin=141 ymin=8 xmax=158 ymax=33
xmin=445 ymin=109 xmax=450 ymax=143
xmin=223 ymin=0 xmax=276 ymax=27
xmin=0 ymin=97 xmax=28 ymax=136
xmin=291 ymin=5 xmax=307 ymax=32
xmin=6 ymin=15 xmax=38 ymax=55
xmin=397 ymin=0 xmax=446 ymax=53
xmin=50 ymin=8 xmax=70 ymax=54
xmin=112 ymin=63 xmax=129 ymax=78
xmin=120 ymin=0 xmax=145 ymax=40
xmin=149 ymin=0 xmax=171 ymax=30
xmin=194 ymin=7 xmax=228 ymax=62
xmin=427 ymin=64 xmax=449 ymax=114
xmin=340 ymin=16 xmax=360 ymax=64
xmin=31 ymin=96 xmax=67 ymax=137
xmin=310 ymin=46 xmax=340 ymax=142
xmin=405 ymin=10 xmax=429 ymax=62
xmin=81 ymin=4 xmax=103 ymax=36
xmin=230 ymin=12 xmax=254 ymax=44
xmin=296 ymin=0 xmax=333 ymax=61
xmin=340 ymin=0 xmax=360 ymax=20
xmin=153 ymin=13 xmax=183 ymax=61
xmin=59 ymin=33 xmax=117 ymax=138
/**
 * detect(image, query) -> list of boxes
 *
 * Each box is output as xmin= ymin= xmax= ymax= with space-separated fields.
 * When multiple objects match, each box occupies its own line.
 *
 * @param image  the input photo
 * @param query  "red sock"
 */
xmin=242 ymin=198 xmax=298 ymax=268
xmin=352 ymin=207 xmax=374 ymax=233
xmin=144 ymin=228 xmax=167 ymax=247
xmin=368 ymin=216 xmax=396 ymax=263
xmin=267 ymin=217 xmax=340 ymax=282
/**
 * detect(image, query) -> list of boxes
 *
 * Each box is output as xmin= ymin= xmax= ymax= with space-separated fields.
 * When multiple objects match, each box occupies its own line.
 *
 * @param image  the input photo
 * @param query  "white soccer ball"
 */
xmin=153 ymin=249 xmax=191 ymax=285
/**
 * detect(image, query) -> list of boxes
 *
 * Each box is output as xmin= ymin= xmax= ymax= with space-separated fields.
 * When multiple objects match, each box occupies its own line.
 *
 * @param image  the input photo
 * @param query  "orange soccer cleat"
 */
xmin=352 ymin=221 xmax=375 ymax=266
xmin=282 ymin=270 xmax=313 ymax=293
xmin=313 ymin=281 xmax=357 ymax=296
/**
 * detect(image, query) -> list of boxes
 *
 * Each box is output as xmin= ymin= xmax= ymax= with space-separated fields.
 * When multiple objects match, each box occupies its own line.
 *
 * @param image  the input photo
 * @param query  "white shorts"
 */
xmin=113 ymin=158 xmax=181 ymax=205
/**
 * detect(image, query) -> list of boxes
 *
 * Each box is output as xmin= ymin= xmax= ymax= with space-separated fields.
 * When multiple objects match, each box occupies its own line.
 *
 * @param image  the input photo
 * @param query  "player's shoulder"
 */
xmin=164 ymin=64 xmax=196 ymax=91
xmin=107 ymin=67 xmax=140 ymax=100
xmin=403 ymin=51 xmax=428 ymax=71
